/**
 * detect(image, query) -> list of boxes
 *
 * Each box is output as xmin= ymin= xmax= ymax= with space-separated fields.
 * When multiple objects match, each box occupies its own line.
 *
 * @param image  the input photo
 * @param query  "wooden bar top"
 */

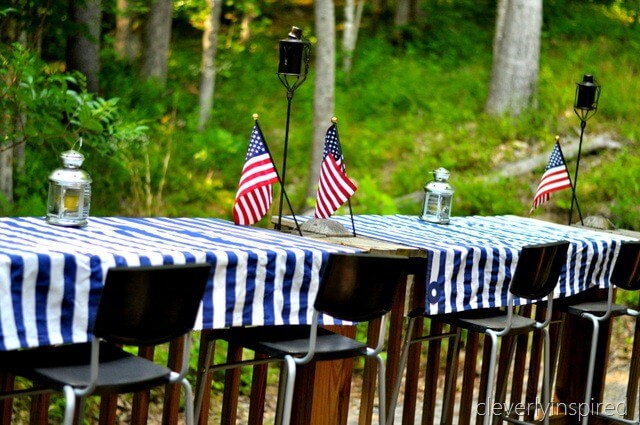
xmin=273 ymin=216 xmax=425 ymax=257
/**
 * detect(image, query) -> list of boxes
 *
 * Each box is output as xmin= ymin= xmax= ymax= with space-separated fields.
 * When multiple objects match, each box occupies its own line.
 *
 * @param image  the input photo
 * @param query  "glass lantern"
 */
xmin=46 ymin=148 xmax=92 ymax=227
xmin=420 ymin=167 xmax=454 ymax=224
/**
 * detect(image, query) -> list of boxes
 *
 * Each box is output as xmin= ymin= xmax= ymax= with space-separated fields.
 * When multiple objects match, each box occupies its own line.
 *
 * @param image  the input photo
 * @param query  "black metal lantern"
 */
xmin=277 ymin=26 xmax=311 ymax=94
xmin=274 ymin=26 xmax=311 ymax=230
xmin=569 ymin=74 xmax=601 ymax=226
xmin=574 ymin=74 xmax=600 ymax=122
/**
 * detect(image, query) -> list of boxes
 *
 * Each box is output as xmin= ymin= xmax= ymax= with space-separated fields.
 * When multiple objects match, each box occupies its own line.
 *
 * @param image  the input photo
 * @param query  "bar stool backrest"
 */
xmin=313 ymin=253 xmax=409 ymax=322
xmin=509 ymin=241 xmax=570 ymax=301
xmin=92 ymin=263 xmax=210 ymax=346
xmin=611 ymin=241 xmax=640 ymax=291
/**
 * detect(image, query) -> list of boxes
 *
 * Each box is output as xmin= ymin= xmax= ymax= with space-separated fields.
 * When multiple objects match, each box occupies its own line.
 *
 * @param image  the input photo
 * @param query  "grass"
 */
xmin=145 ymin=2 xmax=639 ymax=229
xmin=4 ymin=2 xmax=640 ymax=229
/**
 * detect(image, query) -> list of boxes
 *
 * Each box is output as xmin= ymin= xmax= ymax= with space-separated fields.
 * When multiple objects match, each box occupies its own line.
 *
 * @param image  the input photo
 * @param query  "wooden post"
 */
xmin=163 ymin=337 xmax=185 ymax=425
xmin=0 ymin=371 xmax=14 ymax=424
xmin=130 ymin=345 xmax=155 ymax=425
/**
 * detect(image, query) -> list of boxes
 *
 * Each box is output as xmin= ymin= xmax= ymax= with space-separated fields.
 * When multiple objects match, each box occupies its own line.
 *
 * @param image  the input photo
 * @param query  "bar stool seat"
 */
xmin=387 ymin=240 xmax=570 ymax=425
xmin=0 ymin=263 xmax=210 ymax=425
xmin=194 ymin=253 xmax=410 ymax=425
xmin=556 ymin=241 xmax=640 ymax=425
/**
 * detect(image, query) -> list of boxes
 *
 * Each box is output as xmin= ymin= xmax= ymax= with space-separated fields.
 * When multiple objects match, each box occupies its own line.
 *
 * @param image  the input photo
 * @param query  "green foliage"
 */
xmin=3 ymin=2 xmax=640 ymax=421
xmin=589 ymin=148 xmax=640 ymax=229
xmin=0 ymin=43 xmax=148 ymax=216
xmin=3 ymin=0 xmax=640 ymax=231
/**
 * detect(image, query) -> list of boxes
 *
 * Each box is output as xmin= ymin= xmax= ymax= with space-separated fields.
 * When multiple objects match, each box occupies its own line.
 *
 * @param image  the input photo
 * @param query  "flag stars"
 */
xmin=315 ymin=123 xmax=357 ymax=219
xmin=323 ymin=127 xmax=344 ymax=165
xmin=246 ymin=129 xmax=268 ymax=159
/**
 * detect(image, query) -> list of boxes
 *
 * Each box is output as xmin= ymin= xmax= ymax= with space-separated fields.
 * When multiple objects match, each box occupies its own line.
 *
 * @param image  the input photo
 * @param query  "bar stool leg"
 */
xmin=376 ymin=354 xmax=386 ymax=425
xmin=541 ymin=327 xmax=551 ymax=425
xmin=441 ymin=328 xmax=461 ymax=425
xmin=581 ymin=314 xmax=600 ymax=425
xmin=193 ymin=337 xmax=215 ymax=423
xmin=386 ymin=317 xmax=417 ymax=425
xmin=483 ymin=331 xmax=499 ymax=425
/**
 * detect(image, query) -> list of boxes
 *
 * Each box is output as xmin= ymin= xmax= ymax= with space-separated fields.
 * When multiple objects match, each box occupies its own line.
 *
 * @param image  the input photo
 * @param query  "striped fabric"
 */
xmin=302 ymin=215 xmax=636 ymax=315
xmin=0 ymin=217 xmax=358 ymax=351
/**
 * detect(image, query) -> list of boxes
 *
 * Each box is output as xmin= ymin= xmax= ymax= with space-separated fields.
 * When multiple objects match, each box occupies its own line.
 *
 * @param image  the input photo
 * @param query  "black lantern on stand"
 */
xmin=569 ymin=74 xmax=601 ymax=225
xmin=275 ymin=26 xmax=311 ymax=230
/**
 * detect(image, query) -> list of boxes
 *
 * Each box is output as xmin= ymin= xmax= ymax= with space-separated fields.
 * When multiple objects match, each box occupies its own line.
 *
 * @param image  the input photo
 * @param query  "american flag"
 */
xmin=233 ymin=123 xmax=280 ymax=225
xmin=529 ymin=141 xmax=572 ymax=214
xmin=314 ymin=124 xmax=357 ymax=219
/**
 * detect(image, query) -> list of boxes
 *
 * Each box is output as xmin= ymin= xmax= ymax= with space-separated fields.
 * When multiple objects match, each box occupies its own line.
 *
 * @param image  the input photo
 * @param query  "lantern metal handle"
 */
xmin=71 ymin=137 xmax=84 ymax=152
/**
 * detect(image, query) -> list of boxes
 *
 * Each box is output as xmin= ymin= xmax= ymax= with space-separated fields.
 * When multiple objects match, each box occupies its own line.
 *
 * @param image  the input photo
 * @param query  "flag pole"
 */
xmin=568 ymin=121 xmax=586 ymax=226
xmin=333 ymin=118 xmax=357 ymax=237
xmin=276 ymin=93 xmax=293 ymax=231
xmin=253 ymin=114 xmax=302 ymax=236
xmin=556 ymin=136 xmax=583 ymax=225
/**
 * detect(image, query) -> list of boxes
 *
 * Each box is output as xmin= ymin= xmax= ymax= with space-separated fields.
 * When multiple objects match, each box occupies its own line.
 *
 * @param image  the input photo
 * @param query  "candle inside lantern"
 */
xmin=46 ymin=146 xmax=92 ymax=227
xmin=420 ymin=168 xmax=454 ymax=224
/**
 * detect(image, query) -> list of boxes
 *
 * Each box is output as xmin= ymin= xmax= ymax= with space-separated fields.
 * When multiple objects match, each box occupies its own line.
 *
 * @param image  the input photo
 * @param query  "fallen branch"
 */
xmin=395 ymin=133 xmax=624 ymax=204
xmin=497 ymin=133 xmax=622 ymax=177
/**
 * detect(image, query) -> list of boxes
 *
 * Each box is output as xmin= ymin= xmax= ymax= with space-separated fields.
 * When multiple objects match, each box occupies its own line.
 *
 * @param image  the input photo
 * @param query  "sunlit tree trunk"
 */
xmin=485 ymin=0 xmax=542 ymax=116
xmin=198 ymin=0 xmax=223 ymax=131
xmin=342 ymin=0 xmax=365 ymax=75
xmin=306 ymin=0 xmax=336 ymax=204
xmin=239 ymin=4 xmax=256 ymax=45
xmin=115 ymin=0 xmax=139 ymax=63
xmin=66 ymin=0 xmax=102 ymax=93
xmin=141 ymin=0 xmax=172 ymax=86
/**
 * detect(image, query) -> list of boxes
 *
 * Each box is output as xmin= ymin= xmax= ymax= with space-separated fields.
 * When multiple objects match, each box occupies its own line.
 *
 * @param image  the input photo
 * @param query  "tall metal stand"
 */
xmin=274 ymin=26 xmax=310 ymax=230
xmin=277 ymin=91 xmax=295 ymax=230
xmin=568 ymin=74 xmax=600 ymax=226
xmin=568 ymin=120 xmax=587 ymax=225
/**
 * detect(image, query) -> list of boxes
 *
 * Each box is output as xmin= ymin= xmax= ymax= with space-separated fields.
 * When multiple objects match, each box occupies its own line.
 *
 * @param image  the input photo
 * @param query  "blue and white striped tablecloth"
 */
xmin=0 ymin=217 xmax=358 ymax=351
xmin=304 ymin=215 xmax=636 ymax=315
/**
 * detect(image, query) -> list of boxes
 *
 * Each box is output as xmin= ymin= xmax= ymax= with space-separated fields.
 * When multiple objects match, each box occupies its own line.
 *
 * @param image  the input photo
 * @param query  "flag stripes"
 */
xmin=530 ymin=141 xmax=572 ymax=214
xmin=233 ymin=123 xmax=279 ymax=225
xmin=314 ymin=123 xmax=357 ymax=219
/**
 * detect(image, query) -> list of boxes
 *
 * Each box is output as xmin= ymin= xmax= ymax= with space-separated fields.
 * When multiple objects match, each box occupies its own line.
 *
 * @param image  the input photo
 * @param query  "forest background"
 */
xmin=1 ymin=0 xmax=640 ymax=233
xmin=2 ymin=0 xmax=640 ymax=422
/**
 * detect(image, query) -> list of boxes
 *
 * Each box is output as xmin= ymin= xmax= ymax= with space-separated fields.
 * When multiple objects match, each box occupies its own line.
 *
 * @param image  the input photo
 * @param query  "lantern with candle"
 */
xmin=46 ymin=141 xmax=92 ymax=227
xmin=420 ymin=168 xmax=454 ymax=224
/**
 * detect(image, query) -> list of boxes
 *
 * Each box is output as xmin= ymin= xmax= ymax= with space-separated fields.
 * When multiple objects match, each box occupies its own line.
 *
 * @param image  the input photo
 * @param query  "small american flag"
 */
xmin=530 ymin=141 xmax=572 ymax=214
xmin=314 ymin=123 xmax=357 ymax=219
xmin=233 ymin=123 xmax=279 ymax=225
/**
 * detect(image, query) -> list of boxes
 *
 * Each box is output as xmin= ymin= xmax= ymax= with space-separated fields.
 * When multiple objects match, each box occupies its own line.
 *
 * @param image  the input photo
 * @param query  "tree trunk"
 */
xmin=0 ymin=144 xmax=13 ymax=205
xmin=394 ymin=0 xmax=411 ymax=26
xmin=115 ymin=0 xmax=139 ymax=63
xmin=2 ymin=23 xmax=29 ymax=206
xmin=492 ymin=0 xmax=507 ymax=58
xmin=66 ymin=0 xmax=102 ymax=93
xmin=239 ymin=5 xmax=255 ymax=45
xmin=141 ymin=0 xmax=173 ymax=86
xmin=485 ymin=0 xmax=542 ymax=117
xmin=198 ymin=0 xmax=223 ymax=131
xmin=305 ymin=0 xmax=336 ymax=204
xmin=370 ymin=0 xmax=389 ymax=34
xmin=342 ymin=0 xmax=365 ymax=75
